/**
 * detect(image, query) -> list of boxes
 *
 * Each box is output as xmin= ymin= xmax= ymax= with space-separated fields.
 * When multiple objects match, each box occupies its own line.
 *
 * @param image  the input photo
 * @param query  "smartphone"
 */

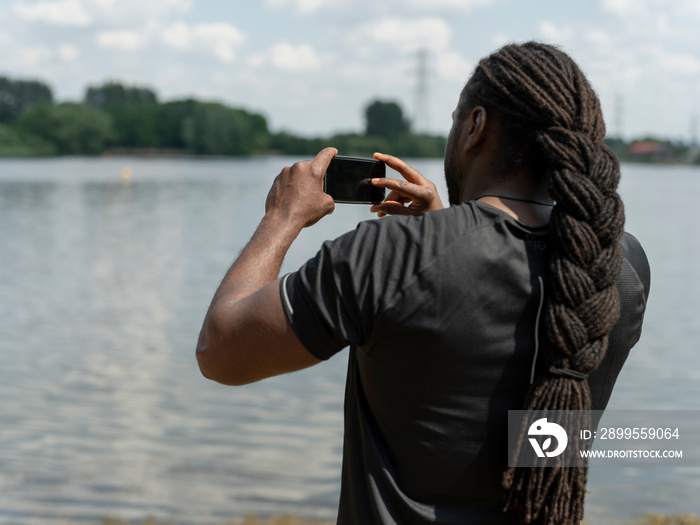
xmin=324 ymin=156 xmax=386 ymax=204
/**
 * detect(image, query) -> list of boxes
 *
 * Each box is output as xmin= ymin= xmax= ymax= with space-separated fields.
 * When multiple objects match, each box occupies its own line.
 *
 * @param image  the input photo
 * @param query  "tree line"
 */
xmin=0 ymin=76 xmax=446 ymax=158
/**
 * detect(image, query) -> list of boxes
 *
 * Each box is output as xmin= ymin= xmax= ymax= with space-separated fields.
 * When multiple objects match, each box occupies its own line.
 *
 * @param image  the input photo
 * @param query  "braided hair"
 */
xmin=460 ymin=42 xmax=625 ymax=524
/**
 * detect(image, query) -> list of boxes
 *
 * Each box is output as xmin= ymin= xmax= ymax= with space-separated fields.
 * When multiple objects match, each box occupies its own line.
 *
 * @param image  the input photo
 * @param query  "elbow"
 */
xmin=196 ymin=339 xmax=248 ymax=386
xmin=195 ymin=338 xmax=217 ymax=382
xmin=195 ymin=328 xmax=217 ymax=382
xmin=196 ymin=314 xmax=253 ymax=386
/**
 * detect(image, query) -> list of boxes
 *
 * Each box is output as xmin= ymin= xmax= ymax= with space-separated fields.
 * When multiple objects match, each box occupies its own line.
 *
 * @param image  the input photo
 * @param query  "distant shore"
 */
xmin=2 ymin=143 xmax=699 ymax=165
xmin=3 ymin=77 xmax=699 ymax=164
xmin=2 ymin=149 xmax=700 ymax=166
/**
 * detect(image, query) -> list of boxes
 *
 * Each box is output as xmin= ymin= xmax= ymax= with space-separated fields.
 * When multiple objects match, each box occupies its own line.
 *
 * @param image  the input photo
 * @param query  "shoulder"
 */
xmin=298 ymin=201 xmax=519 ymax=299
xmin=355 ymin=201 xmax=497 ymax=243
xmin=335 ymin=203 xmax=494 ymax=266
xmin=295 ymin=203 xmax=492 ymax=310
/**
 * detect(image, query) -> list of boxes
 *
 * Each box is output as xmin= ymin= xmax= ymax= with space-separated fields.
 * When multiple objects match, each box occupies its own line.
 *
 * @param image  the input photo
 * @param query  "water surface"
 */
xmin=0 ymin=157 xmax=697 ymax=524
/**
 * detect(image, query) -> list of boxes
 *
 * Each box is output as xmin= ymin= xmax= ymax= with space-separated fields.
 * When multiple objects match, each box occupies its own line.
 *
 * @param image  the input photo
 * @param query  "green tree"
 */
xmin=364 ymin=100 xmax=410 ymax=140
xmin=392 ymin=133 xmax=447 ymax=158
xmin=84 ymin=82 xmax=158 ymax=109
xmin=0 ymin=77 xmax=53 ymax=123
xmin=155 ymin=99 xmax=199 ymax=149
xmin=0 ymin=124 xmax=55 ymax=156
xmin=603 ymin=137 xmax=627 ymax=161
xmin=181 ymin=101 xmax=269 ymax=155
xmin=330 ymin=133 xmax=391 ymax=157
xmin=16 ymin=103 xmax=114 ymax=155
xmin=269 ymin=131 xmax=325 ymax=155
xmin=108 ymin=103 xmax=163 ymax=148
xmin=84 ymin=82 xmax=160 ymax=148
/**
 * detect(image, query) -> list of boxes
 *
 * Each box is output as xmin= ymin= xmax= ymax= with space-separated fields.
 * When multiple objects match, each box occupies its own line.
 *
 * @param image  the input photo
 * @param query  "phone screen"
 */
xmin=324 ymin=156 xmax=386 ymax=204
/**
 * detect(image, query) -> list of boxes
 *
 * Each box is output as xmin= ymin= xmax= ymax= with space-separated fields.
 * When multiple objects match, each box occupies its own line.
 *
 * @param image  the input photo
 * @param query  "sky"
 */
xmin=0 ymin=0 xmax=699 ymax=142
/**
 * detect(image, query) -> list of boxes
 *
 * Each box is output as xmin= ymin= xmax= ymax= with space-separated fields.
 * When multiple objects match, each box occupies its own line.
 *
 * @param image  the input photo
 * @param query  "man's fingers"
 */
xmin=373 ymin=152 xmax=426 ymax=184
xmin=371 ymin=178 xmax=431 ymax=201
xmin=371 ymin=177 xmax=411 ymax=192
xmin=384 ymin=189 xmax=410 ymax=205
xmin=312 ymin=147 xmax=338 ymax=178
xmin=370 ymin=202 xmax=418 ymax=216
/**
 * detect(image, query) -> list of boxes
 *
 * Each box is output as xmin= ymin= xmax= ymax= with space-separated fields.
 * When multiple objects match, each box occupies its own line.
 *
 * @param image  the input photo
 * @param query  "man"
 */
xmin=196 ymin=42 xmax=650 ymax=525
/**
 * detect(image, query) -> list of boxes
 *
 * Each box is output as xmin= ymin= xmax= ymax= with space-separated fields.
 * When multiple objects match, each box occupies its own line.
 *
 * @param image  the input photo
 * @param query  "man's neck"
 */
xmin=461 ymin=167 xmax=553 ymax=227
xmin=473 ymin=195 xmax=553 ymax=227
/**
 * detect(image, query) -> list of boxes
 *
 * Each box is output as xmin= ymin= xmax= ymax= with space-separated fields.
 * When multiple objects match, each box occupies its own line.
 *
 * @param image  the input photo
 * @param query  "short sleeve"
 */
xmin=279 ymin=221 xmax=385 ymax=361
xmin=619 ymin=232 xmax=651 ymax=300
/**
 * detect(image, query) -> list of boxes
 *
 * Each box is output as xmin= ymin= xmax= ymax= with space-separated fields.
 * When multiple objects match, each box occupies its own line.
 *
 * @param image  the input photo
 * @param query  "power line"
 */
xmin=690 ymin=113 xmax=698 ymax=147
xmin=413 ymin=48 xmax=429 ymax=134
xmin=614 ymin=93 xmax=624 ymax=140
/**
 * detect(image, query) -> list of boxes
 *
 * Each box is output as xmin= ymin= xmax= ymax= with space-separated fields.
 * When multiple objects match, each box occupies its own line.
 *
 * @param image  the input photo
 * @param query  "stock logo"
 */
xmin=528 ymin=418 xmax=568 ymax=458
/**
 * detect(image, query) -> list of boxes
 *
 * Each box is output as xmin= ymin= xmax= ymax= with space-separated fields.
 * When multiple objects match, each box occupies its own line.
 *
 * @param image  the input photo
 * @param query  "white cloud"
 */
xmin=677 ymin=0 xmax=700 ymax=17
xmin=582 ymin=28 xmax=612 ymax=47
xmin=17 ymin=46 xmax=52 ymax=67
xmin=600 ymin=0 xmax=636 ymax=17
xmin=491 ymin=33 xmax=512 ymax=48
xmin=97 ymin=0 xmax=192 ymax=23
xmin=58 ymin=44 xmax=79 ymax=61
xmin=264 ymin=0 xmax=327 ymax=14
xmin=435 ymin=51 xmax=472 ymax=82
xmin=538 ymin=21 xmax=575 ymax=47
xmin=248 ymin=42 xmax=323 ymax=70
xmin=263 ymin=0 xmax=495 ymax=15
xmin=599 ymin=0 xmax=700 ymax=43
xmin=13 ymin=0 xmax=193 ymax=29
xmin=160 ymin=22 xmax=245 ymax=63
xmin=660 ymin=52 xmax=700 ymax=76
xmin=402 ymin=0 xmax=493 ymax=12
xmin=13 ymin=0 xmax=91 ymax=26
xmin=0 ymin=28 xmax=12 ymax=46
xmin=602 ymin=0 xmax=700 ymax=19
xmin=197 ymin=23 xmax=246 ymax=62
xmin=135 ymin=0 xmax=195 ymax=30
xmin=356 ymin=17 xmax=451 ymax=53
xmin=160 ymin=22 xmax=191 ymax=50
xmin=269 ymin=42 xmax=322 ymax=70
xmin=247 ymin=53 xmax=266 ymax=68
xmin=97 ymin=30 xmax=147 ymax=51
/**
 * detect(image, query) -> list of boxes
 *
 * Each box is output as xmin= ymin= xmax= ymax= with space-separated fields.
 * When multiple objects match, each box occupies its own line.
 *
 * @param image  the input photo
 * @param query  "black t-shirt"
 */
xmin=280 ymin=201 xmax=650 ymax=525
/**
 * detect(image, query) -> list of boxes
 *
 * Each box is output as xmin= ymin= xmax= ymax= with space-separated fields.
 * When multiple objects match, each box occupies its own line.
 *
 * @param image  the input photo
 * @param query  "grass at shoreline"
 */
xmin=624 ymin=515 xmax=700 ymax=524
xmin=98 ymin=517 xmax=334 ymax=525
xmin=71 ymin=513 xmax=700 ymax=525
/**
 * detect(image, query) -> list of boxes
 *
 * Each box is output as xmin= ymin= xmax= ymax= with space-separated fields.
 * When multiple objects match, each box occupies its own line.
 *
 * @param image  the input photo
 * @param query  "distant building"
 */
xmin=626 ymin=140 xmax=674 ymax=161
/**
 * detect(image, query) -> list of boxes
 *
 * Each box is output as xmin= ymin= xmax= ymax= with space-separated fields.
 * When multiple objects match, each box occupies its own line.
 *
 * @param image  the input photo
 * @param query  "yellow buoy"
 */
xmin=121 ymin=167 xmax=133 ymax=181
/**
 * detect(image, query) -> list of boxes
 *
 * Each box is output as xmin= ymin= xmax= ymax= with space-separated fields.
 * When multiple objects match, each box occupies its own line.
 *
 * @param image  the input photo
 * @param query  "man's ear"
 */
xmin=463 ymin=106 xmax=487 ymax=152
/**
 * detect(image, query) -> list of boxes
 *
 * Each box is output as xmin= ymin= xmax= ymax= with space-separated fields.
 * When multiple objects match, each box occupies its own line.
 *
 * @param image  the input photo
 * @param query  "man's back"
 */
xmin=281 ymin=201 xmax=650 ymax=524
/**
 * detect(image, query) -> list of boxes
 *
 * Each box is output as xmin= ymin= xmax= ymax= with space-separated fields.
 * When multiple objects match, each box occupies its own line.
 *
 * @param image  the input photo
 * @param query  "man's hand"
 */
xmin=265 ymin=147 xmax=337 ymax=228
xmin=369 ymin=152 xmax=444 ymax=217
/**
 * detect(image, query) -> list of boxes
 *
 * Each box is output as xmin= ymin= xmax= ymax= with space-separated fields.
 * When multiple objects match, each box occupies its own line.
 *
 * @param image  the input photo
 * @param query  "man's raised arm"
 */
xmin=195 ymin=148 xmax=337 ymax=386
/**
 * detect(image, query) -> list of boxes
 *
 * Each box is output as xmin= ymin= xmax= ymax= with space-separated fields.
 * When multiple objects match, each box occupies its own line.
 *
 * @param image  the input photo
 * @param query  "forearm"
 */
xmin=209 ymin=210 xmax=302 ymax=309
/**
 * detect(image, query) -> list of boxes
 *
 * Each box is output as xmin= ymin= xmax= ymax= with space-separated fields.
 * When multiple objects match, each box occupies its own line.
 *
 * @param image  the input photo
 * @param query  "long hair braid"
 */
xmin=462 ymin=42 xmax=625 ymax=524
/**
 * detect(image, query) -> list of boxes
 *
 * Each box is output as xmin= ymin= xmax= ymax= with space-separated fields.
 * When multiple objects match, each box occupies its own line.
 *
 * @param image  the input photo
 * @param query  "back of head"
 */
xmin=462 ymin=42 xmax=625 ymax=524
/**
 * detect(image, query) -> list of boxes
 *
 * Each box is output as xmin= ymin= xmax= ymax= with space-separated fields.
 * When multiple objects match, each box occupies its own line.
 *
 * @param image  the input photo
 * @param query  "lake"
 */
xmin=0 ymin=156 xmax=698 ymax=524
